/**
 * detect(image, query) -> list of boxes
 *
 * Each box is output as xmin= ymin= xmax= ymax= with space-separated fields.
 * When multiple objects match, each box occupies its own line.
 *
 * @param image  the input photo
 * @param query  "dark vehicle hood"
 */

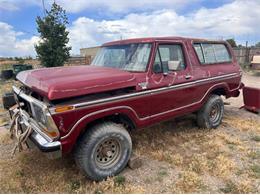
xmin=16 ymin=65 xmax=136 ymax=100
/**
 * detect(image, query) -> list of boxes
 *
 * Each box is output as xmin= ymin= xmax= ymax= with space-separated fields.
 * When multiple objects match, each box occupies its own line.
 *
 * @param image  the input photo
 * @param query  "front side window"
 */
xmin=153 ymin=49 xmax=163 ymax=73
xmin=153 ymin=44 xmax=186 ymax=73
xmin=91 ymin=43 xmax=151 ymax=72
xmin=194 ymin=43 xmax=231 ymax=64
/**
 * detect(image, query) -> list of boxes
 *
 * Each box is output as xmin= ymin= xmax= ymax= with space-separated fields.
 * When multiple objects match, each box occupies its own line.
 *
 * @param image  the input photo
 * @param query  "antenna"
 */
xmin=41 ymin=0 xmax=46 ymax=16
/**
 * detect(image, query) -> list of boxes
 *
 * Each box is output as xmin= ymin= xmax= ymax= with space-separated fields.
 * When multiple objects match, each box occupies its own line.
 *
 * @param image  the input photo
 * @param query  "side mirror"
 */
xmin=168 ymin=60 xmax=181 ymax=71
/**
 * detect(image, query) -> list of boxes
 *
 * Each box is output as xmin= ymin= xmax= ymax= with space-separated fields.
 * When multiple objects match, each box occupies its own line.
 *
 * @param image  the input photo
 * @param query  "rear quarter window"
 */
xmin=202 ymin=44 xmax=216 ymax=63
xmin=213 ymin=44 xmax=231 ymax=62
xmin=194 ymin=44 xmax=204 ymax=63
xmin=193 ymin=43 xmax=231 ymax=64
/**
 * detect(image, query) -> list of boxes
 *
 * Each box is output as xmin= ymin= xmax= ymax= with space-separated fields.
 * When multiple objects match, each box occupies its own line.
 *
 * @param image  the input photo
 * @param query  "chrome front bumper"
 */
xmin=12 ymin=108 xmax=62 ymax=159
xmin=27 ymin=129 xmax=62 ymax=159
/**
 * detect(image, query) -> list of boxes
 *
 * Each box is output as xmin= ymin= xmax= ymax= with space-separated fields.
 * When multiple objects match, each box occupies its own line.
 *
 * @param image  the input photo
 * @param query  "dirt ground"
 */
xmin=0 ymin=72 xmax=259 ymax=193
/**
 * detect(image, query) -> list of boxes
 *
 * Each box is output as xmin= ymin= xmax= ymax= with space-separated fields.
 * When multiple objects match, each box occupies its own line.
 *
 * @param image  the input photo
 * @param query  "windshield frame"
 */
xmin=91 ymin=42 xmax=153 ymax=73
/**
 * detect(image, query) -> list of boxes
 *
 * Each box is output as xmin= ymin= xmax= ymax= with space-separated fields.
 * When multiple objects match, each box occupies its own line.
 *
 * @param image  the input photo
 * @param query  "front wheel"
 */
xmin=74 ymin=122 xmax=132 ymax=181
xmin=197 ymin=95 xmax=224 ymax=129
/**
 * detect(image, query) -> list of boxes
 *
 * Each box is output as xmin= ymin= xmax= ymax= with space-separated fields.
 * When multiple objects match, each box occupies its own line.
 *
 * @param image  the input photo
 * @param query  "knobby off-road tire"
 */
xmin=74 ymin=122 xmax=132 ymax=181
xmin=197 ymin=95 xmax=224 ymax=129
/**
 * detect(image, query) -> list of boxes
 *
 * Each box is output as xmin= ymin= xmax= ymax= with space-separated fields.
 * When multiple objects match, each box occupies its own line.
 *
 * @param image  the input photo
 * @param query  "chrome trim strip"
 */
xmin=13 ymin=86 xmax=47 ymax=109
xmin=140 ymin=82 xmax=240 ymax=120
xmin=61 ymin=81 xmax=242 ymax=140
xmin=52 ymin=72 xmax=241 ymax=115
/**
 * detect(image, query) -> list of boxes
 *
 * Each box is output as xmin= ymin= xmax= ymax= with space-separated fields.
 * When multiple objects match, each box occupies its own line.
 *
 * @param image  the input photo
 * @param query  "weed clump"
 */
xmin=175 ymin=170 xmax=202 ymax=193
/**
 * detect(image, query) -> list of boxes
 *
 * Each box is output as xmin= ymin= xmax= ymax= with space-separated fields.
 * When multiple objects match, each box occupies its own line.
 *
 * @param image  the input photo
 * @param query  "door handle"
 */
xmin=185 ymin=74 xmax=192 ymax=79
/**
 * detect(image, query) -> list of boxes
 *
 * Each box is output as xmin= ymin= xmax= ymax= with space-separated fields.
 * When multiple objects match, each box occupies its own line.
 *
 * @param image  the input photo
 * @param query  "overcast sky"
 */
xmin=0 ymin=0 xmax=259 ymax=57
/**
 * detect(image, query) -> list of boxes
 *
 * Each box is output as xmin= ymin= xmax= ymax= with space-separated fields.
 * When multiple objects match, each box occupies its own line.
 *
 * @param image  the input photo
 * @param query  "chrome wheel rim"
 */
xmin=94 ymin=138 xmax=122 ymax=169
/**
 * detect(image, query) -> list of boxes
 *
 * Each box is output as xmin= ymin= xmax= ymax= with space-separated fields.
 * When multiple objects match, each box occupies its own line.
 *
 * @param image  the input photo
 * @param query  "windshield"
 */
xmin=91 ymin=43 xmax=152 ymax=72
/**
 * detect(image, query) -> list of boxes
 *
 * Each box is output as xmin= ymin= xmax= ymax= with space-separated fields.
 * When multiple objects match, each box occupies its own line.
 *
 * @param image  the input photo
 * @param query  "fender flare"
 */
xmin=60 ymin=106 xmax=140 ymax=152
xmin=208 ymin=83 xmax=230 ymax=95
xmin=207 ymin=82 xmax=240 ymax=98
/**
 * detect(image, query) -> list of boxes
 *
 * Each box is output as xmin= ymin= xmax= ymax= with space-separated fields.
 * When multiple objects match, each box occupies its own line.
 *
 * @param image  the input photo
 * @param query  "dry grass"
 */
xmin=211 ymin=154 xmax=235 ymax=177
xmin=220 ymin=179 xmax=255 ymax=193
xmin=188 ymin=154 xmax=208 ymax=174
xmin=91 ymin=177 xmax=145 ymax=194
xmin=174 ymin=170 xmax=203 ymax=193
xmin=171 ymin=153 xmax=184 ymax=166
xmin=224 ymin=115 xmax=260 ymax=133
xmin=0 ymin=59 xmax=40 ymax=69
xmin=0 ymin=79 xmax=259 ymax=193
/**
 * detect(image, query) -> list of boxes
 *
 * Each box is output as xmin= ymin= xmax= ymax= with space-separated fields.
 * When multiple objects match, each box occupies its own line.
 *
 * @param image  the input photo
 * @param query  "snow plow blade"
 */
xmin=243 ymin=86 xmax=260 ymax=114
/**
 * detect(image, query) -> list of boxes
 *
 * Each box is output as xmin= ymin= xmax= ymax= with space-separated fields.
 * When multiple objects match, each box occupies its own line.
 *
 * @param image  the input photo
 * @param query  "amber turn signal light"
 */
xmin=54 ymin=105 xmax=74 ymax=113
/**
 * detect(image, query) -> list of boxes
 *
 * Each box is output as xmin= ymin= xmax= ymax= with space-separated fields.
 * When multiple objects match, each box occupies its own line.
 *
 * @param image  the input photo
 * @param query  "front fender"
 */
xmin=60 ymin=106 xmax=139 ymax=154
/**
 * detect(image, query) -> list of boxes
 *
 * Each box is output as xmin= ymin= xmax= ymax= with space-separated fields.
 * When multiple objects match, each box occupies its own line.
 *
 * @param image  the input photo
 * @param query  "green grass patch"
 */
xmin=158 ymin=169 xmax=168 ymax=177
xmin=114 ymin=175 xmax=126 ymax=186
xmin=247 ymin=150 xmax=260 ymax=160
xmin=69 ymin=179 xmax=81 ymax=192
xmin=251 ymin=135 xmax=260 ymax=142
xmin=0 ymin=64 xmax=13 ymax=71
xmin=220 ymin=181 xmax=238 ymax=193
xmin=250 ymin=164 xmax=260 ymax=178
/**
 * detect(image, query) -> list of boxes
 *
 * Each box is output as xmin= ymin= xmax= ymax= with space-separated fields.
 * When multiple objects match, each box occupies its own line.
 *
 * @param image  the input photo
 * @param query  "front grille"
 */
xmin=23 ymin=101 xmax=33 ymax=117
xmin=15 ymin=91 xmax=33 ymax=117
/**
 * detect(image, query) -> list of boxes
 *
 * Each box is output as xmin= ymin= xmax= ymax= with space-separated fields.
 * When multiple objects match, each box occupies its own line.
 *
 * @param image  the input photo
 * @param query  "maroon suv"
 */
xmin=10 ymin=37 xmax=243 ymax=180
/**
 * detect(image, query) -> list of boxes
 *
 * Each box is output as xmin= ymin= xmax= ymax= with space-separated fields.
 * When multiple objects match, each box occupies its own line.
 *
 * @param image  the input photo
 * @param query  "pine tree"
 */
xmin=35 ymin=2 xmax=71 ymax=67
xmin=226 ymin=39 xmax=237 ymax=48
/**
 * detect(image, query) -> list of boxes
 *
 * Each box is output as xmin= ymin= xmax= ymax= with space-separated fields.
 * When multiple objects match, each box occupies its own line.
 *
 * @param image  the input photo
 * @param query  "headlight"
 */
xmin=12 ymin=85 xmax=60 ymax=140
xmin=31 ymin=102 xmax=60 ymax=140
xmin=32 ymin=103 xmax=46 ymax=125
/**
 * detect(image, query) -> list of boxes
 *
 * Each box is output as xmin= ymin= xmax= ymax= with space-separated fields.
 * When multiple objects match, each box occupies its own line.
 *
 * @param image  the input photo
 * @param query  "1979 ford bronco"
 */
xmin=9 ymin=37 xmax=243 ymax=181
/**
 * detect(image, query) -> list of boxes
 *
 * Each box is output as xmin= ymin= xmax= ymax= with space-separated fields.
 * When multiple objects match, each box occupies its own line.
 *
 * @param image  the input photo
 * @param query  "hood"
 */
xmin=17 ymin=65 xmax=136 ymax=100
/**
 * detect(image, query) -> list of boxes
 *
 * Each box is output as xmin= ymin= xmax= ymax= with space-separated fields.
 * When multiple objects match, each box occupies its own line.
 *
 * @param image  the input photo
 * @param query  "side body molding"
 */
xmin=60 ymin=80 xmax=242 ymax=154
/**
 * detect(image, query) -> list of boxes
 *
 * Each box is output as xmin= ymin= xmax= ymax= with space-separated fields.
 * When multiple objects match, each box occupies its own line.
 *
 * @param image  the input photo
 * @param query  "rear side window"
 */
xmin=213 ymin=44 xmax=231 ymax=62
xmin=194 ymin=44 xmax=204 ymax=63
xmin=193 ymin=43 xmax=231 ymax=64
xmin=202 ymin=44 xmax=216 ymax=63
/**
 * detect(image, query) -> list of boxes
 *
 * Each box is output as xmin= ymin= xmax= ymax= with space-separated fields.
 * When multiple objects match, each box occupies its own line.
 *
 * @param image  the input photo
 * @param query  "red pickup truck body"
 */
xmin=13 ymin=37 xmax=242 ymax=157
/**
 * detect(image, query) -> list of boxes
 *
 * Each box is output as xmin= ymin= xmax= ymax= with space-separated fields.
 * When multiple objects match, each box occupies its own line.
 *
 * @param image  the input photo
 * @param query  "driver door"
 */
xmin=148 ymin=42 xmax=196 ymax=117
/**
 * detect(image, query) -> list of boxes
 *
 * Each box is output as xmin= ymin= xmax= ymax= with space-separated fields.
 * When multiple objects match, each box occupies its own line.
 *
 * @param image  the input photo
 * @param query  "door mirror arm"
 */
xmin=162 ymin=62 xmax=169 ymax=76
xmin=163 ymin=71 xmax=168 ymax=76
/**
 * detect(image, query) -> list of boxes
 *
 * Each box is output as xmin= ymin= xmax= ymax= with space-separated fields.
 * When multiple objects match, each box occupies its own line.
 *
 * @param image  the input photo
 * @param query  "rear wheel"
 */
xmin=74 ymin=122 xmax=132 ymax=181
xmin=197 ymin=95 xmax=224 ymax=129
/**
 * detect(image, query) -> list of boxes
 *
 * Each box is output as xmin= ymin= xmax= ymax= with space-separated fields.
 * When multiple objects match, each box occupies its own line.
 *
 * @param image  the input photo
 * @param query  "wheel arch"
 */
xmin=211 ymin=87 xmax=228 ymax=97
xmin=196 ymin=83 xmax=230 ymax=112
xmin=208 ymin=83 xmax=230 ymax=98
xmin=60 ymin=106 xmax=138 ymax=154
